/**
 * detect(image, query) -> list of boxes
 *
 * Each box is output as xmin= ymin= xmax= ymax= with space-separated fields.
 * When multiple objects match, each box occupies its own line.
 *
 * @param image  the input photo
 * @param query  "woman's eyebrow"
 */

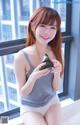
xmin=39 ymin=24 xmax=57 ymax=28
xmin=52 ymin=24 xmax=57 ymax=26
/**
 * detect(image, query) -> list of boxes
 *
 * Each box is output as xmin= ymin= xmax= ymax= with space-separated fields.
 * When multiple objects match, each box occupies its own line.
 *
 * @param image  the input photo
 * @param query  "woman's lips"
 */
xmin=40 ymin=35 xmax=49 ymax=40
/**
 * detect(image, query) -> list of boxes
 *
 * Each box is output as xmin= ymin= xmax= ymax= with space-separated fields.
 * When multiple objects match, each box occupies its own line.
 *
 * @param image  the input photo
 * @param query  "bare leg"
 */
xmin=44 ymin=103 xmax=61 ymax=125
xmin=21 ymin=111 xmax=48 ymax=125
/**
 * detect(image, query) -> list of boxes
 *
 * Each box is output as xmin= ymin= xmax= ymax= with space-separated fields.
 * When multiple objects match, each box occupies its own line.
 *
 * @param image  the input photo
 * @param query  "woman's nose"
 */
xmin=44 ymin=29 xmax=49 ymax=34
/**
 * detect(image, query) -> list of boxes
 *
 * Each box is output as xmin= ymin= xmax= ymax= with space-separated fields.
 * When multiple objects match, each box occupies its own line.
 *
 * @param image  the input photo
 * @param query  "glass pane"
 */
xmin=20 ymin=0 xmax=30 ymax=20
xmin=40 ymin=0 xmax=51 ymax=6
xmin=0 ymin=86 xmax=3 ymax=94
xmin=0 ymin=53 xmax=20 ymax=113
xmin=33 ymin=0 xmax=37 ymax=11
xmin=6 ymin=68 xmax=16 ymax=84
xmin=6 ymin=55 xmax=14 ymax=64
xmin=0 ymin=0 xmax=66 ymax=42
xmin=0 ymin=0 xmax=2 ymax=18
xmin=2 ymin=0 xmax=11 ymax=20
xmin=1 ymin=25 xmax=12 ymax=41
xmin=8 ymin=87 xmax=17 ymax=101
xmin=18 ymin=25 xmax=27 ymax=39
xmin=0 ymin=102 xmax=4 ymax=113
xmin=57 ymin=43 xmax=65 ymax=94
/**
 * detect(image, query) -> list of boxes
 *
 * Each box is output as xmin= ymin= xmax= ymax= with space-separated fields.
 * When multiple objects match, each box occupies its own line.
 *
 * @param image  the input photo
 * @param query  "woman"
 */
xmin=14 ymin=6 xmax=64 ymax=125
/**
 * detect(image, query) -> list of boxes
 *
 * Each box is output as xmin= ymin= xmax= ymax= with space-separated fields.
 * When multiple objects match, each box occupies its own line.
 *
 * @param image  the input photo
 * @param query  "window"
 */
xmin=8 ymin=87 xmax=17 ymax=101
xmin=0 ymin=102 xmax=4 ymax=113
xmin=6 ymin=68 xmax=16 ymax=84
xmin=19 ymin=26 xmax=27 ymax=38
xmin=0 ymin=0 xmax=72 ymax=117
xmin=40 ymin=0 xmax=51 ymax=6
xmin=6 ymin=55 xmax=14 ymax=64
xmin=33 ymin=0 xmax=37 ymax=10
xmin=0 ymin=54 xmax=20 ymax=114
xmin=9 ymin=104 xmax=17 ymax=110
xmin=0 ymin=0 xmax=67 ymax=43
xmin=2 ymin=0 xmax=11 ymax=20
xmin=57 ymin=43 xmax=65 ymax=94
xmin=0 ymin=86 xmax=3 ymax=94
xmin=0 ymin=0 xmax=2 ymax=18
xmin=1 ymin=25 xmax=12 ymax=41
xmin=19 ymin=0 xmax=30 ymax=20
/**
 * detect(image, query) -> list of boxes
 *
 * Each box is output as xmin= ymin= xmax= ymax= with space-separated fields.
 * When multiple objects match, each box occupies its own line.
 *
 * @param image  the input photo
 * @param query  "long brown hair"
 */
xmin=26 ymin=7 xmax=64 ymax=77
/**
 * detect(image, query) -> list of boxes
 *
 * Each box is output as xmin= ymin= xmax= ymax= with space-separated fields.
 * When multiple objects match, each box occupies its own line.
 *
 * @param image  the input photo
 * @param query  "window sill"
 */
xmin=8 ymin=98 xmax=79 ymax=125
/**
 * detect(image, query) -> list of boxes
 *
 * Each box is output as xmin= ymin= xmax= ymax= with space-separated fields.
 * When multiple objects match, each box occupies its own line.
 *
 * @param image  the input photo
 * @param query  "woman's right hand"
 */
xmin=29 ymin=62 xmax=50 ymax=82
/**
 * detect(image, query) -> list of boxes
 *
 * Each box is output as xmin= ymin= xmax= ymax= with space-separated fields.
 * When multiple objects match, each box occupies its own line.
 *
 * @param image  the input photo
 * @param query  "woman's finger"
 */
xmin=35 ymin=62 xmax=46 ymax=70
xmin=42 ymin=70 xmax=50 ymax=76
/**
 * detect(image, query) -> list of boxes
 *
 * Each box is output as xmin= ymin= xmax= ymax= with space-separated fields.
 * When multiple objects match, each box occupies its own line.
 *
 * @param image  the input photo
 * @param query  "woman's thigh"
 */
xmin=44 ymin=103 xmax=61 ymax=125
xmin=21 ymin=111 xmax=47 ymax=125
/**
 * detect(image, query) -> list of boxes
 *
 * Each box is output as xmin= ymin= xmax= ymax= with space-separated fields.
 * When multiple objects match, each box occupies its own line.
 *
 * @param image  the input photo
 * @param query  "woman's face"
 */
xmin=35 ymin=21 xmax=57 ymax=46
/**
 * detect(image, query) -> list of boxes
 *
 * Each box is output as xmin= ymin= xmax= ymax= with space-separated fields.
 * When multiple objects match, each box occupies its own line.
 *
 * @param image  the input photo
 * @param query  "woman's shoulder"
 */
xmin=15 ymin=45 xmax=34 ymax=59
xmin=14 ymin=49 xmax=26 ymax=68
xmin=22 ymin=45 xmax=35 ymax=54
xmin=14 ymin=45 xmax=35 ymax=69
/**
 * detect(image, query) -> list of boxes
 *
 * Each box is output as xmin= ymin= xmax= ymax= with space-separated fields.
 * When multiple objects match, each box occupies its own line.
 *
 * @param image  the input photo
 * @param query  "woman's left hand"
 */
xmin=51 ymin=59 xmax=62 ymax=76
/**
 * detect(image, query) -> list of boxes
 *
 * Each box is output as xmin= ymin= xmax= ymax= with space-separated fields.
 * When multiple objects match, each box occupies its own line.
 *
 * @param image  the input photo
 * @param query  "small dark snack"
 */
xmin=39 ymin=53 xmax=53 ymax=70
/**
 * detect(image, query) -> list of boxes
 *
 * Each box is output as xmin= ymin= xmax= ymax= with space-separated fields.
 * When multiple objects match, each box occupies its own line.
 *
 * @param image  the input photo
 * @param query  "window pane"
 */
xmin=57 ymin=43 xmax=65 ymax=94
xmin=0 ymin=0 xmax=66 ymax=42
xmin=20 ymin=0 xmax=30 ymax=20
xmin=19 ymin=26 xmax=27 ymax=39
xmin=40 ymin=0 xmax=51 ymax=6
xmin=1 ymin=25 xmax=12 ymax=41
xmin=8 ymin=87 xmax=17 ymax=101
xmin=0 ymin=102 xmax=4 ymax=113
xmin=33 ymin=0 xmax=37 ymax=11
xmin=0 ymin=86 xmax=3 ymax=94
xmin=0 ymin=53 xmax=20 ymax=113
xmin=6 ymin=68 xmax=16 ymax=84
xmin=6 ymin=55 xmax=14 ymax=64
xmin=2 ymin=0 xmax=11 ymax=20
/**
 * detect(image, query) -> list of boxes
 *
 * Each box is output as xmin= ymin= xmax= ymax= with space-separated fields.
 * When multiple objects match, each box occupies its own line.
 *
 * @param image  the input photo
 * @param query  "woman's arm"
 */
xmin=14 ymin=51 xmax=36 ymax=96
xmin=52 ymin=73 xmax=61 ymax=91
xmin=51 ymin=59 xmax=63 ymax=91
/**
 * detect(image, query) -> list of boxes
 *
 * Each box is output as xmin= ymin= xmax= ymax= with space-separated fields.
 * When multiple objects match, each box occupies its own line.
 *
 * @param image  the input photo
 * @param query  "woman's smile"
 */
xmin=39 ymin=34 xmax=49 ymax=40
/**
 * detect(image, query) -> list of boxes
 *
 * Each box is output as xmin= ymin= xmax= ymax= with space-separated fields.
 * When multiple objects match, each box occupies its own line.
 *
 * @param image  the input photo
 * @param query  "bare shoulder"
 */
xmin=14 ymin=45 xmax=35 ymax=70
xmin=14 ymin=49 xmax=26 ymax=71
xmin=15 ymin=45 xmax=33 ymax=59
xmin=23 ymin=45 xmax=35 ymax=54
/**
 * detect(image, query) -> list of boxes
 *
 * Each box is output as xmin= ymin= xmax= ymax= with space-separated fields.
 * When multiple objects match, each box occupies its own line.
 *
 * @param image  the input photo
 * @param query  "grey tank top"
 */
xmin=21 ymin=51 xmax=56 ymax=107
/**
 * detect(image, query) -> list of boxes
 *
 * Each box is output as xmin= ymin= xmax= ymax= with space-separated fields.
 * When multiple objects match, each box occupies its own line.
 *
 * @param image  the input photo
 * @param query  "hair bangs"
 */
xmin=33 ymin=8 xmax=60 ymax=30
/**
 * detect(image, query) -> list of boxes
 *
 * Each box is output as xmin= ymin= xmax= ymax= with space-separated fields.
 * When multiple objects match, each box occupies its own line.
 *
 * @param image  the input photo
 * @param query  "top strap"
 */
xmin=22 ymin=50 xmax=33 ymax=68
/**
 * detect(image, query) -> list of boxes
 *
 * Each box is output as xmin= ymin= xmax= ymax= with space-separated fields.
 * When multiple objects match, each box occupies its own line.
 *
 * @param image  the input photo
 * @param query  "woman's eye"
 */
xmin=39 ymin=24 xmax=45 ymax=27
xmin=51 ymin=27 xmax=56 ymax=29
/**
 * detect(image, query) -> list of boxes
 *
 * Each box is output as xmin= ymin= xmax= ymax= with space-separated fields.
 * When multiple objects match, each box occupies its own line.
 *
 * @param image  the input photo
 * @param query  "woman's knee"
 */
xmin=21 ymin=111 xmax=47 ymax=125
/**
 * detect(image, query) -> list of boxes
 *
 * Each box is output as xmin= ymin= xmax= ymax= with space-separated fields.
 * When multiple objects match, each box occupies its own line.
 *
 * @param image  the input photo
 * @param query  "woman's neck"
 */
xmin=34 ymin=42 xmax=49 ymax=61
